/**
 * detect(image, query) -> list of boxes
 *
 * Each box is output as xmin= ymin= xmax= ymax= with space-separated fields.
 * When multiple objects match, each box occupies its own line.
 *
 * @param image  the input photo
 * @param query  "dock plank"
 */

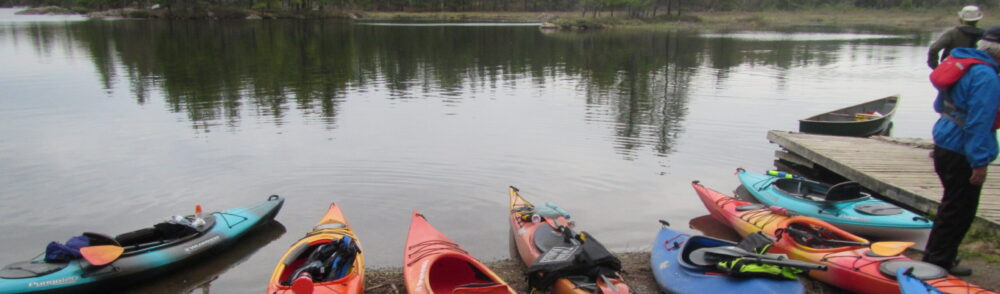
xmin=768 ymin=130 xmax=1000 ymax=231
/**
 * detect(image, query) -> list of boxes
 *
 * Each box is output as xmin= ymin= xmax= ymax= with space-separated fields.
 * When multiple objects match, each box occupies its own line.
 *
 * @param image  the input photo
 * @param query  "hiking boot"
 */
xmin=948 ymin=265 xmax=972 ymax=276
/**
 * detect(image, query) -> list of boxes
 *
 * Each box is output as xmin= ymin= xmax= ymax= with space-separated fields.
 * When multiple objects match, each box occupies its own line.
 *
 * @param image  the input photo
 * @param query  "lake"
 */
xmin=0 ymin=8 xmax=943 ymax=293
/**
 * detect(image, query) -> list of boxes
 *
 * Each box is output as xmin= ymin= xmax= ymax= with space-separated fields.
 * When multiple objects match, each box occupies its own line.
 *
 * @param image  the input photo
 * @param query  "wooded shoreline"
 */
xmin=11 ymin=6 xmax=993 ymax=31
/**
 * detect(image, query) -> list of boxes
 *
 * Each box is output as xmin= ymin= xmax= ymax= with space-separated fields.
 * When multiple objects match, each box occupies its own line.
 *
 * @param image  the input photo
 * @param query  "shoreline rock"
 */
xmin=15 ymin=6 xmax=78 ymax=15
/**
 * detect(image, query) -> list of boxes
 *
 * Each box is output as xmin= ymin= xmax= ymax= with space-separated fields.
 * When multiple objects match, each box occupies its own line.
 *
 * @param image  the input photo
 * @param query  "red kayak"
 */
xmin=692 ymin=181 xmax=994 ymax=294
xmin=509 ymin=186 xmax=630 ymax=294
xmin=403 ymin=211 xmax=516 ymax=294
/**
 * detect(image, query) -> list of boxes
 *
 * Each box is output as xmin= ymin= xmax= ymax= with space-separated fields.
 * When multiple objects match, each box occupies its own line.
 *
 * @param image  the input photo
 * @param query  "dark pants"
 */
xmin=924 ymin=146 xmax=983 ymax=268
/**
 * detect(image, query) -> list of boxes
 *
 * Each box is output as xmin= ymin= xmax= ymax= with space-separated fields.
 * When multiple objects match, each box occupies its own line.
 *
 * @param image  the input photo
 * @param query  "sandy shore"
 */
xmin=360 ymin=249 xmax=999 ymax=293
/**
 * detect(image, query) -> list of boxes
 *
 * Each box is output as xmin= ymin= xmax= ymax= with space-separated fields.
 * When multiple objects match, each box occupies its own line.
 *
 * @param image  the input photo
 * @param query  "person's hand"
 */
xmin=928 ymin=60 xmax=939 ymax=69
xmin=971 ymin=166 xmax=988 ymax=186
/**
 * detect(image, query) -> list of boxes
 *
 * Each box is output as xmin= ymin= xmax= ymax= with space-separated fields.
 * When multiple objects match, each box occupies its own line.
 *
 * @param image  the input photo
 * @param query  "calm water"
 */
xmin=0 ymin=8 xmax=943 ymax=292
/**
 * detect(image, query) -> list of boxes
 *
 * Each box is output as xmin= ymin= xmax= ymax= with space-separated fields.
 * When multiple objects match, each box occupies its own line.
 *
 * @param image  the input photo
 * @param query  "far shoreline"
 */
xmin=9 ymin=6 xmax=988 ymax=32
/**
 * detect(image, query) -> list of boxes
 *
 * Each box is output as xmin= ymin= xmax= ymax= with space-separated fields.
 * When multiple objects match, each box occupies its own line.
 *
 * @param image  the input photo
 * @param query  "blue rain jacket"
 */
xmin=933 ymin=47 xmax=1000 ymax=168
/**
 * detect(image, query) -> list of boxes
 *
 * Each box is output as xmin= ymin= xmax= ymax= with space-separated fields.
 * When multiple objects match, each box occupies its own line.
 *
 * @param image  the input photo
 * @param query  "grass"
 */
xmin=959 ymin=222 xmax=1000 ymax=264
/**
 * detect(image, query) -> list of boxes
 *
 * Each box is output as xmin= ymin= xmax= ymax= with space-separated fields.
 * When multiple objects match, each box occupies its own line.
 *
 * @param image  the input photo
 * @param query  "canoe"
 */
xmin=650 ymin=223 xmax=805 ymax=294
xmin=692 ymin=181 xmax=993 ymax=294
xmin=508 ymin=186 xmax=630 ymax=294
xmin=403 ymin=211 xmax=516 ymax=294
xmin=267 ymin=202 xmax=363 ymax=294
xmin=799 ymin=95 xmax=898 ymax=137
xmin=737 ymin=168 xmax=932 ymax=237
xmin=0 ymin=195 xmax=284 ymax=293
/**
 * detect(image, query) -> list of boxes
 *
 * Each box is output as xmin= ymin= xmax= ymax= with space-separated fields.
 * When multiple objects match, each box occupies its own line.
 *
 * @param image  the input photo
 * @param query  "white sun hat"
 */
xmin=959 ymin=5 xmax=984 ymax=22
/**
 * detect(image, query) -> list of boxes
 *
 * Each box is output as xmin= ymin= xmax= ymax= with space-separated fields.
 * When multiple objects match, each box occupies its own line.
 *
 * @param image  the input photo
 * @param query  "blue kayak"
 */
xmin=897 ymin=267 xmax=944 ymax=294
xmin=0 ymin=195 xmax=284 ymax=293
xmin=737 ymin=168 xmax=932 ymax=236
xmin=650 ymin=223 xmax=804 ymax=294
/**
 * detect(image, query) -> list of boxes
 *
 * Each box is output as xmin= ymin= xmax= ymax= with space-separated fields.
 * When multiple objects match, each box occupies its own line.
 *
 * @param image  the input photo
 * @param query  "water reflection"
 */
xmin=2 ymin=20 xmax=928 ymax=156
xmin=120 ymin=221 xmax=286 ymax=294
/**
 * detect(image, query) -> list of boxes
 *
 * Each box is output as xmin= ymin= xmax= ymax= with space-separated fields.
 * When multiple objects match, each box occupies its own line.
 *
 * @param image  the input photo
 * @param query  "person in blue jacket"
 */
xmin=926 ymin=26 xmax=1000 ymax=276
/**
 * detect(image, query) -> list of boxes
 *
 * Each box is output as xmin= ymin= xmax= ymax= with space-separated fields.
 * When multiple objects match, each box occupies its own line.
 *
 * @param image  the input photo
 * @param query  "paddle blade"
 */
xmin=79 ymin=245 xmax=124 ymax=266
xmin=871 ymin=241 xmax=915 ymax=256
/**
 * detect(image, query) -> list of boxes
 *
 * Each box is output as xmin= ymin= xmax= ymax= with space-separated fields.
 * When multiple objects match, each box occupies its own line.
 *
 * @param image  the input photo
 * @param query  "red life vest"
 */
xmin=929 ymin=56 xmax=1000 ymax=129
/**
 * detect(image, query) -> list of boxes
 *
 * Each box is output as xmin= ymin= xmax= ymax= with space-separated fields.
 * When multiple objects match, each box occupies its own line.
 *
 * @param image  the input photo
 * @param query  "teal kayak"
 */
xmin=0 ymin=195 xmax=283 ymax=293
xmin=737 ymin=168 xmax=931 ymax=236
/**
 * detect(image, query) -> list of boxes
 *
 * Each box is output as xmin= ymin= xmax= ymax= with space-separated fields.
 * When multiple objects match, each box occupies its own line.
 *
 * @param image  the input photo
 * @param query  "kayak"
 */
xmin=123 ymin=220 xmax=285 ymax=294
xmin=897 ymin=267 xmax=944 ymax=294
xmin=0 ymin=195 xmax=284 ymax=293
xmin=403 ymin=211 xmax=516 ymax=294
xmin=737 ymin=168 xmax=932 ymax=237
xmin=650 ymin=223 xmax=805 ymax=294
xmin=267 ymin=202 xmax=363 ymax=294
xmin=508 ymin=186 xmax=630 ymax=294
xmin=692 ymin=181 xmax=993 ymax=294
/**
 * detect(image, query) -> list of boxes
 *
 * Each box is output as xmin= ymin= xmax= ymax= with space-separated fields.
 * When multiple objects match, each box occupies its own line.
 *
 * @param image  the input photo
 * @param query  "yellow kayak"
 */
xmin=267 ymin=203 xmax=364 ymax=294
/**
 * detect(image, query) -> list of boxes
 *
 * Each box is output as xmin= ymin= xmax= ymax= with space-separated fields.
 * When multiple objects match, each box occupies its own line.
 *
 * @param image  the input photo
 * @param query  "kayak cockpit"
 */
xmin=115 ymin=215 xmax=216 ymax=255
xmin=278 ymin=236 xmax=359 ymax=286
xmin=429 ymin=254 xmax=508 ymax=294
xmin=772 ymin=179 xmax=869 ymax=203
xmin=679 ymin=236 xmax=735 ymax=269
xmin=783 ymin=220 xmax=866 ymax=250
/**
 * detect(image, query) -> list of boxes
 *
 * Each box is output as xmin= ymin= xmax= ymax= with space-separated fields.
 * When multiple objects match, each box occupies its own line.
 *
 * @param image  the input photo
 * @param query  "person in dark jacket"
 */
xmin=928 ymin=5 xmax=985 ymax=69
xmin=925 ymin=26 xmax=1000 ymax=276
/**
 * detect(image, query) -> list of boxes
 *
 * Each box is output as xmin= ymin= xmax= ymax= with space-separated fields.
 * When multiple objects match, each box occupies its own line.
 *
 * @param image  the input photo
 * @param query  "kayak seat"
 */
xmin=115 ymin=228 xmax=162 ymax=249
xmin=114 ymin=223 xmax=199 ymax=251
xmin=533 ymin=226 xmax=575 ymax=253
xmin=774 ymin=179 xmax=827 ymax=201
xmin=826 ymin=181 xmax=865 ymax=202
xmin=681 ymin=236 xmax=734 ymax=268
xmin=83 ymin=232 xmax=120 ymax=247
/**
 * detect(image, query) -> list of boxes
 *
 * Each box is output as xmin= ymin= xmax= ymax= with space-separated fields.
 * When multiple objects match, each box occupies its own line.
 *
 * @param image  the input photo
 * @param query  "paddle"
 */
xmin=692 ymin=246 xmax=827 ymax=271
xmin=784 ymin=227 xmax=914 ymax=256
xmin=79 ymin=245 xmax=124 ymax=266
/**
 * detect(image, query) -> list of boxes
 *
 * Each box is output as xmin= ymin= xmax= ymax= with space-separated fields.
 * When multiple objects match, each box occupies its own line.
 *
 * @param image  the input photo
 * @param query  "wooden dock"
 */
xmin=767 ymin=130 xmax=1000 ymax=231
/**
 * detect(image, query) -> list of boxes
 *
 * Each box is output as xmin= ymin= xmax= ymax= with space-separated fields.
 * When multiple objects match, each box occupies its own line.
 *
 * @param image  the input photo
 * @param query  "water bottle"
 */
xmin=767 ymin=170 xmax=796 ymax=179
xmin=191 ymin=205 xmax=206 ymax=227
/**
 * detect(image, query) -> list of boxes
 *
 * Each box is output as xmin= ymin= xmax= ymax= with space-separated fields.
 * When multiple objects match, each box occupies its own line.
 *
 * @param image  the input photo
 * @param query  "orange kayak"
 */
xmin=692 ymin=181 xmax=994 ymax=294
xmin=267 ymin=203 xmax=364 ymax=294
xmin=403 ymin=211 xmax=516 ymax=294
xmin=508 ymin=186 xmax=630 ymax=294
